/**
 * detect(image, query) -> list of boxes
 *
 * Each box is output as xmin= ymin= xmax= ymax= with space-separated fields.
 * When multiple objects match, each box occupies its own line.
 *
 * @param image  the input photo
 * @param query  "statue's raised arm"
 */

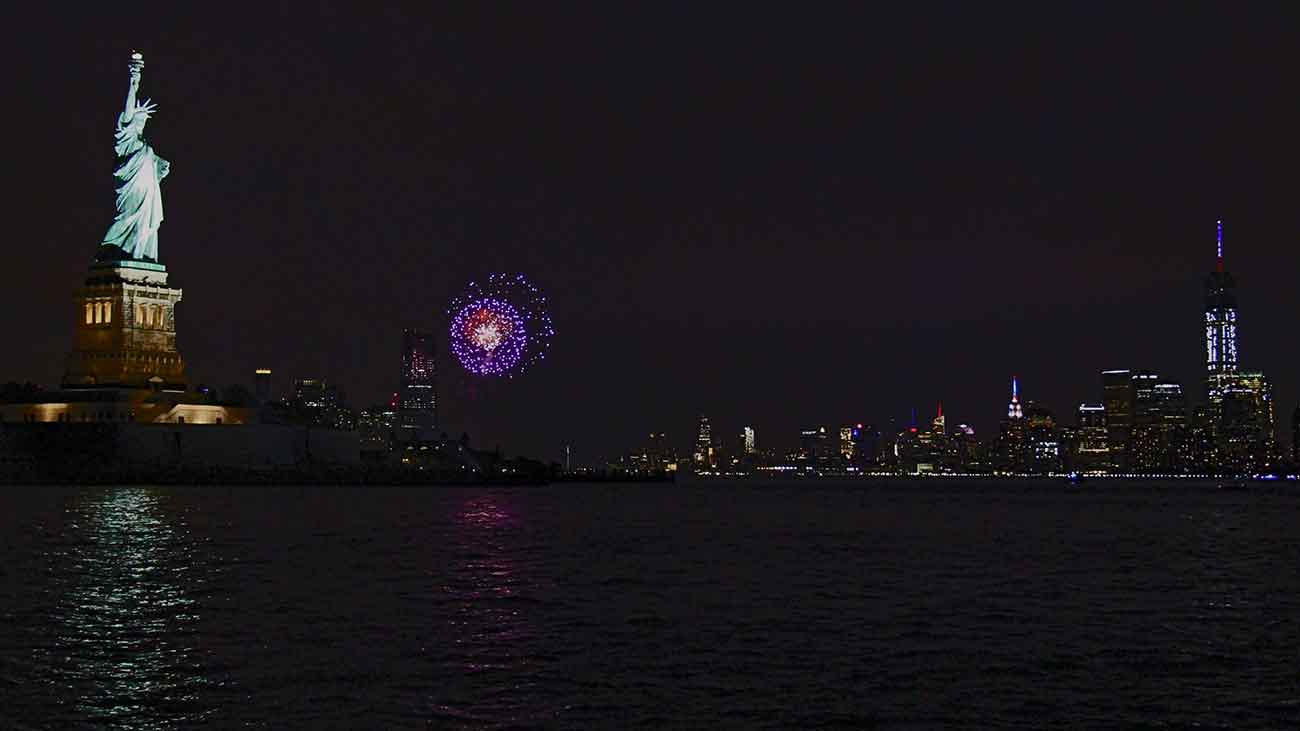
xmin=100 ymin=52 xmax=170 ymax=263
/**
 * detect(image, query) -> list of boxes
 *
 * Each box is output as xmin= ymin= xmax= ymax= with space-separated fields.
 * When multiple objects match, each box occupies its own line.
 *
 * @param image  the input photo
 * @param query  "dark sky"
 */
xmin=5 ymin=4 xmax=1298 ymax=461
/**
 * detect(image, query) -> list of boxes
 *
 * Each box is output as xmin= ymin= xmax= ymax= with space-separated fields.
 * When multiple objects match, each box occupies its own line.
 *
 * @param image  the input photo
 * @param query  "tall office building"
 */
xmin=742 ymin=426 xmax=756 ymax=455
xmin=953 ymin=424 xmax=979 ymax=471
xmin=1102 ymin=369 xmax=1134 ymax=470
xmin=1007 ymin=377 xmax=1023 ymax=419
xmin=694 ymin=415 xmax=714 ymax=468
xmin=839 ymin=426 xmax=855 ymax=460
xmin=1023 ymin=402 xmax=1061 ymax=474
xmin=1204 ymin=220 xmax=1239 ymax=404
xmin=358 ymin=397 xmax=399 ymax=455
xmin=399 ymin=328 xmax=436 ymax=436
xmin=254 ymin=368 xmax=273 ymax=404
xmin=1198 ymin=221 xmax=1276 ymax=473
xmin=915 ymin=403 xmax=950 ymax=470
xmin=993 ymin=378 xmax=1028 ymax=473
xmin=1218 ymin=370 xmax=1276 ymax=473
xmin=290 ymin=378 xmax=353 ymax=429
xmin=852 ymin=424 xmax=881 ymax=468
xmin=1071 ymin=404 xmax=1109 ymax=473
xmin=800 ymin=426 xmax=834 ymax=463
xmin=1131 ymin=378 xmax=1189 ymax=473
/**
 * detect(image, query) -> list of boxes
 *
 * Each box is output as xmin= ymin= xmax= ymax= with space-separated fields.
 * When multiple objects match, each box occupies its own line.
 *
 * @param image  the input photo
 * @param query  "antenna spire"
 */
xmin=1216 ymin=219 xmax=1224 ymax=272
xmin=1007 ymin=376 xmax=1023 ymax=419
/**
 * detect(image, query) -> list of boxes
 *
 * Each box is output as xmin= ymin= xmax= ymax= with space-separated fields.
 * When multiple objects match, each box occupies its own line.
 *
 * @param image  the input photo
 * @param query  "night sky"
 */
xmin=5 ymin=4 xmax=1298 ymax=461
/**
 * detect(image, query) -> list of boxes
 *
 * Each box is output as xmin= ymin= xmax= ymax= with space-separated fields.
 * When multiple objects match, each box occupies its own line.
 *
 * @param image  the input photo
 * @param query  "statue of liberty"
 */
xmin=100 ymin=52 xmax=170 ymax=262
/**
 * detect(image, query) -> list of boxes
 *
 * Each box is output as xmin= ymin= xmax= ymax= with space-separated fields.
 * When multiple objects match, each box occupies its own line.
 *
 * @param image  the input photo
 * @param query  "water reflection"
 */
xmin=451 ymin=494 xmax=530 ymax=669
xmin=432 ymin=492 xmax=541 ymax=724
xmin=37 ymin=487 xmax=214 ymax=727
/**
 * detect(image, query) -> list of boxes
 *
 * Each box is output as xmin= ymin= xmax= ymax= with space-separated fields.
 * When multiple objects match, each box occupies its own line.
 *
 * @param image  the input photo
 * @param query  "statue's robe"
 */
xmin=101 ymin=111 xmax=169 ymax=261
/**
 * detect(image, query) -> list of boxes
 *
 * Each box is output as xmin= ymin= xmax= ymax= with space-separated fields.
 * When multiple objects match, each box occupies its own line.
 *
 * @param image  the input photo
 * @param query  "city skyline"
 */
xmin=3 ymin=5 xmax=1298 ymax=460
xmin=617 ymin=223 xmax=1284 ymax=472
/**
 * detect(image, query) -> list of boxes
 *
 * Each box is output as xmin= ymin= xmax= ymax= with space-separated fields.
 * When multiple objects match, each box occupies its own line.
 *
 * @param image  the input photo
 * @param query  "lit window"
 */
xmin=104 ymin=302 xmax=111 ymax=324
xmin=85 ymin=302 xmax=94 ymax=324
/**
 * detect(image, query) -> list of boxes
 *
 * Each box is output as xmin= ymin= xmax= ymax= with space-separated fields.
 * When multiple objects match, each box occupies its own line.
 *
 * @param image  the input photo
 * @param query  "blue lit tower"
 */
xmin=992 ymin=376 xmax=1028 ymax=473
xmin=1204 ymin=219 xmax=1239 ymax=404
xmin=1007 ymin=376 xmax=1023 ymax=419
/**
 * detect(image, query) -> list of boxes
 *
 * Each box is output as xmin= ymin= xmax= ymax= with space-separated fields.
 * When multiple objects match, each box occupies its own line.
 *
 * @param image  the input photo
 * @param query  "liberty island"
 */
xmin=0 ymin=52 xmax=362 ymax=480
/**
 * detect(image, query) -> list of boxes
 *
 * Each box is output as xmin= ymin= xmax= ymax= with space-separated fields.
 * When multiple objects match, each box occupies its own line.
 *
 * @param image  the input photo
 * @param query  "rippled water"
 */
xmin=1 ymin=483 xmax=1298 ymax=728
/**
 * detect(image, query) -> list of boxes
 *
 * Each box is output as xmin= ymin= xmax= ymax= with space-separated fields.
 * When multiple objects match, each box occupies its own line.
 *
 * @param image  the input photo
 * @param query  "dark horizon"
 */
xmin=5 ymin=4 xmax=1298 ymax=459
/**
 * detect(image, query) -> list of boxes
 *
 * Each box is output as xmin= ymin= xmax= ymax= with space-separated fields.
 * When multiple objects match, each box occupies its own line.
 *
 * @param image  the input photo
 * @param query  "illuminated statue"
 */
xmin=101 ymin=52 xmax=170 ymax=261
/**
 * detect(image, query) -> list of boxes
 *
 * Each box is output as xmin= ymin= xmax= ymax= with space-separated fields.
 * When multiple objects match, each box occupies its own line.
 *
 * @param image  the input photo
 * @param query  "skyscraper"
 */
xmin=399 ymin=328 xmax=436 ymax=437
xmin=694 ymin=415 xmax=714 ymax=468
xmin=994 ymin=377 xmax=1028 ymax=473
xmin=290 ymin=378 xmax=353 ymax=429
xmin=839 ymin=425 xmax=855 ymax=461
xmin=254 ymin=368 xmax=273 ymax=404
xmin=1204 ymin=219 xmax=1239 ymax=404
xmin=1131 ymin=378 xmax=1189 ymax=473
xmin=1218 ymin=370 xmax=1276 ymax=473
xmin=1198 ymin=221 xmax=1276 ymax=473
xmin=742 ymin=426 xmax=756 ymax=455
xmin=1071 ymin=404 xmax=1109 ymax=473
xmin=1102 ymin=369 xmax=1134 ymax=470
xmin=953 ymin=424 xmax=979 ymax=471
xmin=1023 ymin=401 xmax=1061 ymax=474
xmin=852 ymin=424 xmax=880 ymax=468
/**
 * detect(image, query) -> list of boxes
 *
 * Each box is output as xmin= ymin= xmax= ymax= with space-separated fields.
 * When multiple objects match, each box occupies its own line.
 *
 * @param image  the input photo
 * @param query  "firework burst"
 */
xmin=448 ymin=273 xmax=554 ymax=377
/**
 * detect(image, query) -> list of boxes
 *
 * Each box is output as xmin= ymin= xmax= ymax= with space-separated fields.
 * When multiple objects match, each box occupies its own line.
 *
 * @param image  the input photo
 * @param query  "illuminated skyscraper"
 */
xmin=694 ymin=415 xmax=714 ymax=468
xmin=1023 ymin=402 xmax=1061 ymax=474
xmin=358 ymin=395 xmax=399 ymax=455
xmin=1196 ymin=220 xmax=1276 ymax=473
xmin=1007 ymin=377 xmax=1023 ymax=419
xmin=290 ymin=378 xmax=353 ymax=429
xmin=1102 ymin=369 xmax=1134 ymax=470
xmin=1071 ymin=404 xmax=1109 ymax=473
xmin=1204 ymin=220 xmax=1239 ymax=404
xmin=916 ymin=403 xmax=950 ymax=470
xmin=1218 ymin=370 xmax=1276 ymax=473
xmin=994 ymin=378 xmax=1028 ymax=473
xmin=1131 ymin=378 xmax=1189 ymax=473
xmin=839 ymin=425 xmax=855 ymax=460
xmin=953 ymin=424 xmax=979 ymax=471
xmin=742 ymin=426 xmax=756 ymax=455
xmin=399 ymin=328 xmax=436 ymax=436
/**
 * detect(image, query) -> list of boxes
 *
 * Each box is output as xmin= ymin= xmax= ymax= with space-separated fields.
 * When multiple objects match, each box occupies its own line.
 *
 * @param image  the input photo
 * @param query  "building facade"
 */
xmin=399 ymin=328 xmax=437 ymax=437
xmin=1200 ymin=222 xmax=1276 ymax=473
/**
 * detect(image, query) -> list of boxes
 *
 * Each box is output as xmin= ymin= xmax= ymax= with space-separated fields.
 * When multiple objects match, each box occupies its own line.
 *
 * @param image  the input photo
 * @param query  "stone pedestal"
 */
xmin=63 ymin=258 xmax=186 ymax=390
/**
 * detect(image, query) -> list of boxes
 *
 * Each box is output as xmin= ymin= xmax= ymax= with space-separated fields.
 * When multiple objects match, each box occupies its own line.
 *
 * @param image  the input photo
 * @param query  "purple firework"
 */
xmin=448 ymin=273 xmax=554 ymax=377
